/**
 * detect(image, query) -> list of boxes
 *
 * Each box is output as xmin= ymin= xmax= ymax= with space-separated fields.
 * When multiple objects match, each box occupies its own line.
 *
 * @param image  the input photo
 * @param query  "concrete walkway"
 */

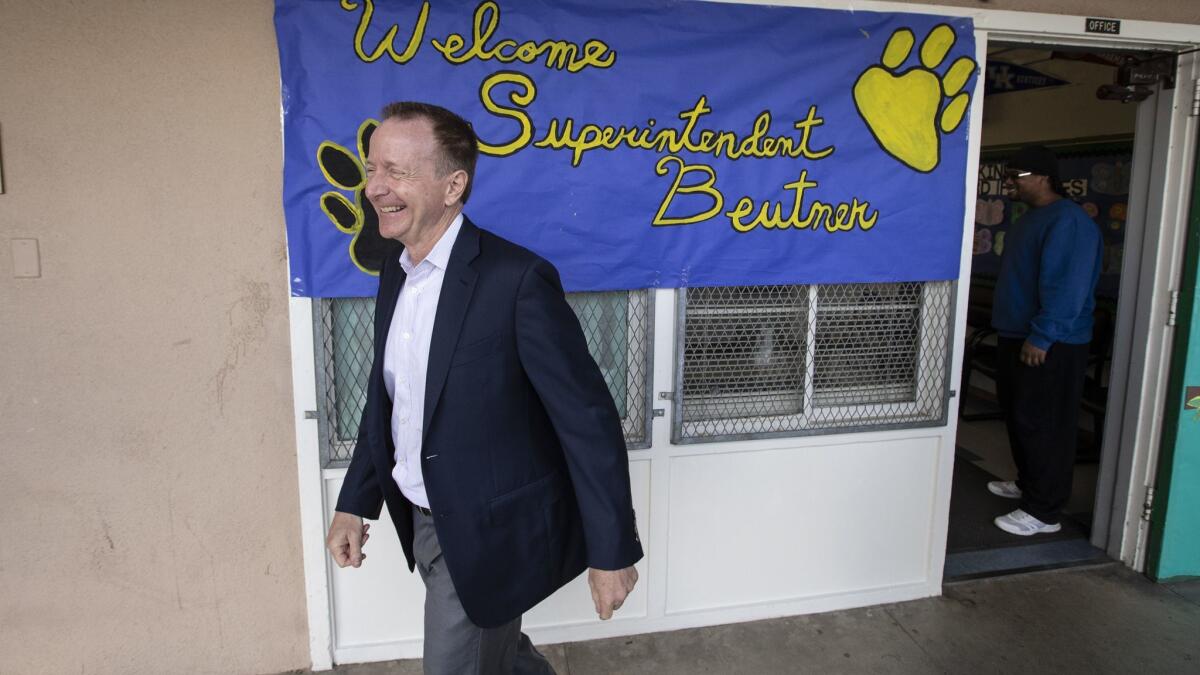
xmin=300 ymin=564 xmax=1200 ymax=675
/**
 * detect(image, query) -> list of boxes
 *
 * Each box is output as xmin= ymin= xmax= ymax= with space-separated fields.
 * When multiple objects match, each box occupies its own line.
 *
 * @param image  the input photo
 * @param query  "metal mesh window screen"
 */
xmin=680 ymin=285 xmax=809 ymax=424
xmin=565 ymin=291 xmax=653 ymax=447
xmin=813 ymin=283 xmax=922 ymax=406
xmin=674 ymin=281 xmax=953 ymax=443
xmin=315 ymin=290 xmax=652 ymax=467
xmin=315 ymin=298 xmax=375 ymax=466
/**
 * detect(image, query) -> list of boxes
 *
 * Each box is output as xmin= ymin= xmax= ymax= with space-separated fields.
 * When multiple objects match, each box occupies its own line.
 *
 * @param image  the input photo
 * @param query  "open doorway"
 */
xmin=945 ymin=41 xmax=1175 ymax=580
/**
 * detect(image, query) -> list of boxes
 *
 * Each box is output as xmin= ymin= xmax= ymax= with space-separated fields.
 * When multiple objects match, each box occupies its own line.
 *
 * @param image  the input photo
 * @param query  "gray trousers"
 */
xmin=412 ymin=509 xmax=557 ymax=675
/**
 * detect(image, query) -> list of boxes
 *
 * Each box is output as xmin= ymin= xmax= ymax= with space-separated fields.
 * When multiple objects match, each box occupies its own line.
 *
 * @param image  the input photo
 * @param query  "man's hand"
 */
xmin=1020 ymin=340 xmax=1047 ymax=367
xmin=327 ymin=511 xmax=370 ymax=568
xmin=588 ymin=566 xmax=638 ymax=620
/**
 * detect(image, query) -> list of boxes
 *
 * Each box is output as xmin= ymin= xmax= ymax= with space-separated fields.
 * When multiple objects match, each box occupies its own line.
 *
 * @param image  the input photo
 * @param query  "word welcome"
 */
xmin=342 ymin=0 xmax=615 ymax=73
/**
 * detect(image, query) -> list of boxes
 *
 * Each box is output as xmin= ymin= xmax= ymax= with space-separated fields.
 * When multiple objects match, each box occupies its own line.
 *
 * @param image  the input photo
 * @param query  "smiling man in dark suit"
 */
xmin=325 ymin=101 xmax=642 ymax=675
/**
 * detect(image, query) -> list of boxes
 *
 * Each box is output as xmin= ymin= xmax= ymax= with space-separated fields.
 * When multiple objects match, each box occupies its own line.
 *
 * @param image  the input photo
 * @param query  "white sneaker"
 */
xmin=987 ymin=480 xmax=1022 ymax=499
xmin=994 ymin=509 xmax=1062 ymax=536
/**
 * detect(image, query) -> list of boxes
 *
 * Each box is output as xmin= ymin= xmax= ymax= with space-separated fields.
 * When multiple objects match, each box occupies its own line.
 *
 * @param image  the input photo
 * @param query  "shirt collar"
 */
xmin=399 ymin=212 xmax=464 ymax=274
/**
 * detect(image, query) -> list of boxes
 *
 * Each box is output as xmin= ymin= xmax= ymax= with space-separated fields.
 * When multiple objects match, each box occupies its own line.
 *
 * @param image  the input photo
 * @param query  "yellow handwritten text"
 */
xmin=477 ymin=84 xmax=834 ymax=166
xmin=477 ymin=71 xmax=537 ymax=156
xmin=431 ymin=1 xmax=615 ymax=73
xmin=341 ymin=0 xmax=429 ymax=64
xmin=653 ymin=156 xmax=724 ymax=226
xmin=726 ymin=170 xmax=878 ymax=233
xmin=537 ymin=99 xmax=834 ymax=167
xmin=468 ymin=71 xmax=877 ymax=235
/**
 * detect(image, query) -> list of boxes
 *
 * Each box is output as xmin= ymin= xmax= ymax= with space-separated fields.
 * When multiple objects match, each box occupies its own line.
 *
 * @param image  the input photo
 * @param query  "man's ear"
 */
xmin=445 ymin=170 xmax=469 ymax=206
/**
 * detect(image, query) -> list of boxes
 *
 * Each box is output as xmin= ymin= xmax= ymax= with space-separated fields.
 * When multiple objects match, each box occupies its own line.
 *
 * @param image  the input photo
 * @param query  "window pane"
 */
xmin=566 ymin=290 xmax=653 ymax=447
xmin=813 ymin=283 xmax=921 ymax=406
xmin=316 ymin=289 xmax=652 ymax=467
xmin=681 ymin=285 xmax=809 ymax=422
xmin=331 ymin=298 xmax=374 ymax=444
xmin=566 ymin=292 xmax=629 ymax=418
xmin=674 ymin=281 xmax=952 ymax=443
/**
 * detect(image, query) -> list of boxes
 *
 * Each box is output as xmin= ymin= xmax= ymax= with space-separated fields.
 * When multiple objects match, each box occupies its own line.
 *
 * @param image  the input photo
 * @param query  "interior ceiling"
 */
xmin=987 ymin=43 xmax=1184 ymax=93
xmin=987 ymin=43 xmax=1171 ymax=69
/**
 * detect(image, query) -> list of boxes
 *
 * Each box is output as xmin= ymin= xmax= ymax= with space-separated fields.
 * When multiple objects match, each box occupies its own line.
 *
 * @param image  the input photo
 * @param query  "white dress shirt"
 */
xmin=382 ymin=213 xmax=463 ymax=509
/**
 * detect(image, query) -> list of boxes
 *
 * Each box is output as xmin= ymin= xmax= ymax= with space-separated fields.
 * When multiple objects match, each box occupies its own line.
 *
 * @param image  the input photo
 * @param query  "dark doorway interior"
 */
xmin=945 ymin=42 xmax=1160 ymax=580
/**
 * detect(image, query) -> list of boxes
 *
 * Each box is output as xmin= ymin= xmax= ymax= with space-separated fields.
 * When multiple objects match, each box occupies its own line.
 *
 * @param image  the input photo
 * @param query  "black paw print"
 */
xmin=317 ymin=119 xmax=396 ymax=275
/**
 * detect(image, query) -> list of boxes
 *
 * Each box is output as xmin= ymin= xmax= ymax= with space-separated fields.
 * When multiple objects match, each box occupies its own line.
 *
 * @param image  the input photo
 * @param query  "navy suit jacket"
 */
xmin=335 ymin=217 xmax=643 ymax=628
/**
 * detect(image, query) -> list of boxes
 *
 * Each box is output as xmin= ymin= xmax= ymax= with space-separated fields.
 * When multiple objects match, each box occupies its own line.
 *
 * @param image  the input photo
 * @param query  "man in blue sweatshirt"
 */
xmin=988 ymin=145 xmax=1103 ymax=536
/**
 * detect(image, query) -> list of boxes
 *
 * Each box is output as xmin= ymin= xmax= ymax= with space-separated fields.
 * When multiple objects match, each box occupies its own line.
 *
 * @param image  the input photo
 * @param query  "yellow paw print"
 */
xmin=853 ymin=25 xmax=976 ymax=173
xmin=316 ymin=118 xmax=394 ymax=275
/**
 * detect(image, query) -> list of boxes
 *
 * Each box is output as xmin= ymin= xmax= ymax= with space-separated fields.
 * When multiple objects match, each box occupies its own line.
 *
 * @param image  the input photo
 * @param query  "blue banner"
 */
xmin=275 ymin=0 xmax=977 ymax=296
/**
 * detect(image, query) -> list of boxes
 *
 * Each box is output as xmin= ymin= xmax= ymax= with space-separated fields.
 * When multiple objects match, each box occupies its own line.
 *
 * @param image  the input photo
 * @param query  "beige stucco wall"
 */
xmin=0 ymin=2 xmax=307 ymax=674
xmin=0 ymin=1 xmax=1195 ymax=675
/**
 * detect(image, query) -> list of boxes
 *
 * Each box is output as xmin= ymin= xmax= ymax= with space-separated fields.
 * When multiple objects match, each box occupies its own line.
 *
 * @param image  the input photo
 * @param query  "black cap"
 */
xmin=1008 ymin=145 xmax=1058 ymax=176
xmin=1007 ymin=145 xmax=1062 ymax=193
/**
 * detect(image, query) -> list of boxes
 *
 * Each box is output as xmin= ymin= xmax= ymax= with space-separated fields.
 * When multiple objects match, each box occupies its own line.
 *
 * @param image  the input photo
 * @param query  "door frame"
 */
xmin=1093 ymin=49 xmax=1200 ymax=568
xmin=963 ymin=34 xmax=1199 ymax=568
